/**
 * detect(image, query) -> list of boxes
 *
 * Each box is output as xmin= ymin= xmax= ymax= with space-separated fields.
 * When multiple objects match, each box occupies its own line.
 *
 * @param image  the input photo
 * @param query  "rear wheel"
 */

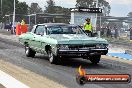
xmin=89 ymin=55 xmax=101 ymax=64
xmin=25 ymin=45 xmax=36 ymax=57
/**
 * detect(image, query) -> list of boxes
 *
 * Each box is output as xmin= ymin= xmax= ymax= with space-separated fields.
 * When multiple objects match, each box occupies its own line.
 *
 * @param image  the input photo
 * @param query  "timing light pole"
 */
xmin=0 ymin=0 xmax=2 ymax=15
xmin=12 ymin=0 xmax=15 ymax=34
xmin=94 ymin=0 xmax=100 ymax=37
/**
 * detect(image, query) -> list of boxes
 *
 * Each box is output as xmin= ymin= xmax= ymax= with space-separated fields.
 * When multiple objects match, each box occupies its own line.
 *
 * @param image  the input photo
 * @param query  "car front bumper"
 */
xmin=57 ymin=48 xmax=108 ymax=57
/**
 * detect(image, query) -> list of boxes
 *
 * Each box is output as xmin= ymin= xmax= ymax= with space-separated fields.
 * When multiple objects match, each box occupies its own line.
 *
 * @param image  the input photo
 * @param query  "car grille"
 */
xmin=68 ymin=45 xmax=96 ymax=50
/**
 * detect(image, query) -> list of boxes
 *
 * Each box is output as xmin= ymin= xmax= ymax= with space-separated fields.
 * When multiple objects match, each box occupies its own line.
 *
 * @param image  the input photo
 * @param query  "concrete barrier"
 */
xmin=16 ymin=24 xmax=21 ymax=35
xmin=21 ymin=25 xmax=28 ymax=34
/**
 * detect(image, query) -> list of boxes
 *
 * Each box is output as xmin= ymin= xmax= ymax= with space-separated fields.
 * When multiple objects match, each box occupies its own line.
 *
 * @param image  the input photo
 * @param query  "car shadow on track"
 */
xmin=32 ymin=54 xmax=109 ymax=69
xmin=59 ymin=58 xmax=109 ymax=69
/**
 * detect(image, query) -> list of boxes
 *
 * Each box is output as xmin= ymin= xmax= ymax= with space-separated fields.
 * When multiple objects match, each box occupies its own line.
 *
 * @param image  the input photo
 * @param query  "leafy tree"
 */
xmin=75 ymin=0 xmax=111 ymax=16
xmin=45 ymin=0 xmax=55 ymax=13
xmin=53 ymin=6 xmax=70 ymax=23
xmin=127 ymin=12 xmax=132 ymax=17
xmin=44 ymin=0 xmax=70 ymax=23
xmin=29 ymin=3 xmax=43 ymax=14
xmin=127 ymin=12 xmax=132 ymax=27
xmin=62 ymin=7 xmax=70 ymax=15
xmin=0 ymin=0 xmax=28 ymax=21
xmin=1 ymin=0 xmax=28 ymax=15
xmin=45 ymin=0 xmax=70 ymax=15
xmin=54 ymin=6 xmax=70 ymax=15
xmin=1 ymin=0 xmax=17 ymax=15
xmin=16 ymin=2 xmax=28 ymax=14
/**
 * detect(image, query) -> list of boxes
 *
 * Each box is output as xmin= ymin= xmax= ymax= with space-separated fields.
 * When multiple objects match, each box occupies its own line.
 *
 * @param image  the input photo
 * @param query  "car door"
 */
xmin=33 ymin=25 xmax=46 ymax=52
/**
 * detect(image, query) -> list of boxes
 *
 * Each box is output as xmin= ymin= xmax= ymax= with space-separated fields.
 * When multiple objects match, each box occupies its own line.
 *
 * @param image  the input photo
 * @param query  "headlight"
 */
xmin=96 ymin=44 xmax=108 ymax=49
xmin=58 ymin=45 xmax=69 ymax=49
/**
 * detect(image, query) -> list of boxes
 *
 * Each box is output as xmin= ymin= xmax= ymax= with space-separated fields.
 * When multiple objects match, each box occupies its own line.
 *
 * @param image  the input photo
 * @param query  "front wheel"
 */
xmin=47 ymin=51 xmax=58 ymax=64
xmin=25 ymin=45 xmax=36 ymax=57
xmin=89 ymin=55 xmax=101 ymax=64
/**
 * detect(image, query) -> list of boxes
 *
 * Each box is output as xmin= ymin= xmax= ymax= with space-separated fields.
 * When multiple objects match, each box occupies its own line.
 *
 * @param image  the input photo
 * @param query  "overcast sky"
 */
xmin=19 ymin=0 xmax=132 ymax=17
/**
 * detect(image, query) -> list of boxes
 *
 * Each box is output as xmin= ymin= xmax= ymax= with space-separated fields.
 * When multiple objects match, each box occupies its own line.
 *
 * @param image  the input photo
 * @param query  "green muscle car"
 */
xmin=19 ymin=23 xmax=108 ymax=64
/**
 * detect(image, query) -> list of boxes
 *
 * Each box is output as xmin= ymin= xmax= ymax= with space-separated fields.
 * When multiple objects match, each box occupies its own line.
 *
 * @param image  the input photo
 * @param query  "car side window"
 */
xmin=34 ymin=25 xmax=45 ymax=35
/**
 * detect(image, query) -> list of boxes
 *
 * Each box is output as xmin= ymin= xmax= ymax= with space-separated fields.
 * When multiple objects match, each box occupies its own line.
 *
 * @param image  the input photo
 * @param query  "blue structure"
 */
xmin=108 ymin=53 xmax=132 ymax=60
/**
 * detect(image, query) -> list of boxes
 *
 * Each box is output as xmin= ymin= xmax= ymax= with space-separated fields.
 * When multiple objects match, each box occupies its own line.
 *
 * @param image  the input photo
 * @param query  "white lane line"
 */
xmin=0 ymin=70 xmax=29 ymax=88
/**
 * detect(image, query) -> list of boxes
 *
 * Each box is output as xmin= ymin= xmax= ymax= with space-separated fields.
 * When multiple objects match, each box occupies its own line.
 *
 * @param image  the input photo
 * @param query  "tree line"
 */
xmin=0 ymin=0 xmax=112 ymax=22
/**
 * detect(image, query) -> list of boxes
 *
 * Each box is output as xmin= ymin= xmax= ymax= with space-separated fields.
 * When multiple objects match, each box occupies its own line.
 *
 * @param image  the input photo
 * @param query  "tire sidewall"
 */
xmin=48 ymin=52 xmax=54 ymax=63
xmin=25 ymin=45 xmax=35 ymax=57
xmin=25 ymin=46 xmax=30 ymax=57
xmin=89 ymin=55 xmax=101 ymax=64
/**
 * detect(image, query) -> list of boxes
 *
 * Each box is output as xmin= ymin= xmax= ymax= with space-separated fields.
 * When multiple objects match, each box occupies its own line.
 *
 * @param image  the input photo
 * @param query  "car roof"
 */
xmin=37 ymin=23 xmax=77 ymax=27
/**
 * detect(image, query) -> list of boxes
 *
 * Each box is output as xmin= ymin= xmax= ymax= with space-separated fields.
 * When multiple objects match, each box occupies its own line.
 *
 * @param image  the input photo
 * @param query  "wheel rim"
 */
xmin=25 ymin=47 xmax=29 ymax=55
xmin=49 ymin=52 xmax=54 ymax=63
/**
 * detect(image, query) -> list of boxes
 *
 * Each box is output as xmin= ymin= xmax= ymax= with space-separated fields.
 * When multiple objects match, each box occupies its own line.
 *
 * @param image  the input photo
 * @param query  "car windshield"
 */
xmin=47 ymin=26 xmax=84 ymax=34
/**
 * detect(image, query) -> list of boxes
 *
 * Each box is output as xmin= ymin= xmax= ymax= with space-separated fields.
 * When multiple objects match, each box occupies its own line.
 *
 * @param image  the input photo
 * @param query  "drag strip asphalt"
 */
xmin=0 ymin=37 xmax=132 ymax=88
